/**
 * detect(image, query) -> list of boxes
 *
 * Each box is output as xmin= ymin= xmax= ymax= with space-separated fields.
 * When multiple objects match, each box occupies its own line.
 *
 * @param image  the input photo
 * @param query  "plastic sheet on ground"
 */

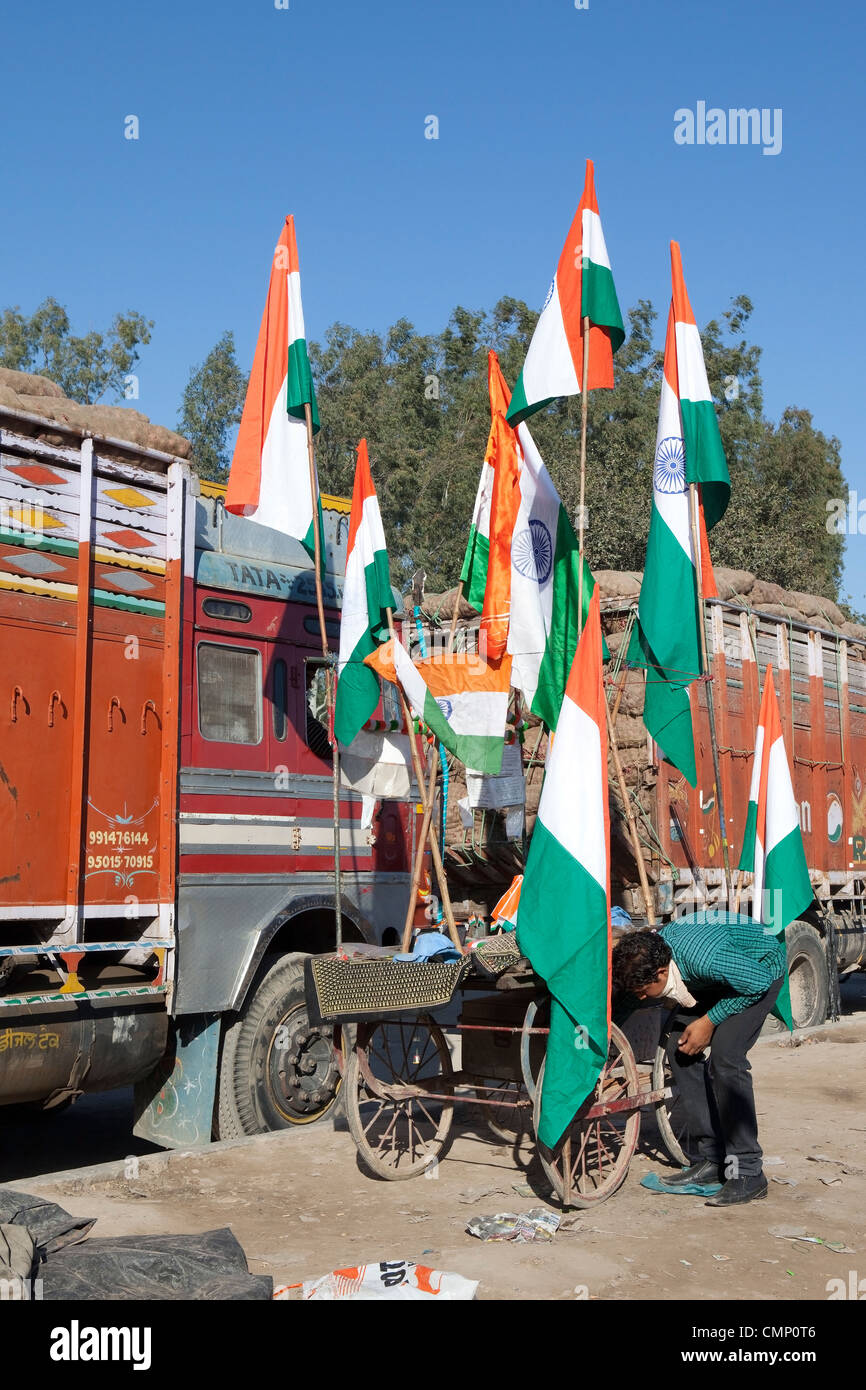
xmin=466 ymin=1207 xmax=560 ymax=1242
xmin=284 ymin=1260 xmax=478 ymax=1300
xmin=0 ymin=1189 xmax=271 ymax=1300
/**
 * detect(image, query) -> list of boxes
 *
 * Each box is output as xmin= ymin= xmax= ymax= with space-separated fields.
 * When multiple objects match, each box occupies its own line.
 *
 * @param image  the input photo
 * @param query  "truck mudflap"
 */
xmin=132 ymin=1013 xmax=221 ymax=1149
xmin=0 ymin=1004 xmax=168 ymax=1108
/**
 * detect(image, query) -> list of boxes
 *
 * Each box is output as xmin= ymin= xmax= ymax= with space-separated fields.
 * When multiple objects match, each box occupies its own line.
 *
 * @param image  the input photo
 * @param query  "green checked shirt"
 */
xmin=660 ymin=912 xmax=787 ymax=1025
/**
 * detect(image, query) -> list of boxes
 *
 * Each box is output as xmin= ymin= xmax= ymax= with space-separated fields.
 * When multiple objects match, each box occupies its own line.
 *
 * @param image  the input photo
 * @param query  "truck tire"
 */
xmin=785 ymin=919 xmax=830 ymax=1029
xmin=215 ymin=953 xmax=343 ymax=1139
xmin=764 ymin=919 xmax=830 ymax=1032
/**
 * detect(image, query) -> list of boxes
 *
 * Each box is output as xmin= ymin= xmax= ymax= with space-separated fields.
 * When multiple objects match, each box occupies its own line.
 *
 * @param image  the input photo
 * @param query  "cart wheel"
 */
xmin=534 ymin=1022 xmax=640 ymax=1208
xmin=475 ymin=1079 xmax=532 ymax=1143
xmin=652 ymin=1042 xmax=696 ymax=1168
xmin=345 ymin=1016 xmax=454 ymax=1181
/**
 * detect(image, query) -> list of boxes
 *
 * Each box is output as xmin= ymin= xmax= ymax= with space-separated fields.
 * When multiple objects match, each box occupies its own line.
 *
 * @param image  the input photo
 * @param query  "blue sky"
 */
xmin=2 ymin=0 xmax=864 ymax=605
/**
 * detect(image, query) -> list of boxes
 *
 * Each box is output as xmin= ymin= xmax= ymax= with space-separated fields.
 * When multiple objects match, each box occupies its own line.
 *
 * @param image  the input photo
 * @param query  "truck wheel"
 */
xmin=785 ymin=920 xmax=830 ymax=1029
xmin=215 ymin=953 xmax=343 ymax=1138
xmin=764 ymin=919 xmax=830 ymax=1032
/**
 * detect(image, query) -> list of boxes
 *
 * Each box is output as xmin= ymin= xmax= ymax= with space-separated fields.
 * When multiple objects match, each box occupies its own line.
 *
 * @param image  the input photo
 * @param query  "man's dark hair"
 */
xmin=612 ymin=930 xmax=672 ymax=992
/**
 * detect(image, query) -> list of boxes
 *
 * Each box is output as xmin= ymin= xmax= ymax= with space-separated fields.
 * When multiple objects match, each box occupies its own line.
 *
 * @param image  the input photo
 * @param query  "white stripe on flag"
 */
xmin=287 ymin=269 xmax=306 ymax=345
xmin=520 ymin=277 xmax=580 ymax=405
xmin=765 ymin=734 xmax=801 ymax=853
xmin=674 ymin=321 xmax=713 ymax=404
xmin=581 ymin=207 xmax=611 ymax=270
xmin=537 ymin=694 xmax=606 ymax=892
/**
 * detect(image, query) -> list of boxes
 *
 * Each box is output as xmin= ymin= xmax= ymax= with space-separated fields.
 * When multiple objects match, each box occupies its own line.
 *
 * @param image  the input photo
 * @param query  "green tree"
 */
xmin=0 ymin=296 xmax=153 ymax=403
xmin=307 ymin=292 xmax=846 ymax=602
xmin=177 ymin=331 xmax=247 ymax=481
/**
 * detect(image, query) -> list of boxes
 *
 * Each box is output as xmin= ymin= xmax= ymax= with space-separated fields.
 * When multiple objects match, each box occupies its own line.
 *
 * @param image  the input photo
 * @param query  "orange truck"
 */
xmin=0 ymin=401 xmax=414 ymax=1145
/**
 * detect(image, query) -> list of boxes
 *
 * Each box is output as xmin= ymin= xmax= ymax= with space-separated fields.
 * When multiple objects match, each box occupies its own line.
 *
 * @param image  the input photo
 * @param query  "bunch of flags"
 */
xmin=225 ymin=177 xmax=807 ymax=1152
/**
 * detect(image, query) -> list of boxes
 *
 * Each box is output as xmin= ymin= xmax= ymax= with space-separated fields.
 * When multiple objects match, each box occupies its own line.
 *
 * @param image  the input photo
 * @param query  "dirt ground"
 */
xmin=11 ymin=1014 xmax=866 ymax=1302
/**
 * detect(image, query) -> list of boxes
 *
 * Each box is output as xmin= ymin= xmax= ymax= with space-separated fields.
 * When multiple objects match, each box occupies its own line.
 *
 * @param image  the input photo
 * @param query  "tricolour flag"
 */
xmin=365 ymin=637 xmax=511 ymax=776
xmin=226 ymin=215 xmax=324 ymax=564
xmin=671 ymin=241 xmax=730 ymax=531
xmin=459 ymin=352 xmax=512 ymax=612
xmin=628 ymin=242 xmax=729 ymax=785
xmin=506 ymin=421 xmax=603 ymax=730
xmin=738 ymin=666 xmax=813 ymax=1028
xmin=506 ymin=159 xmax=625 ymax=427
xmin=517 ymin=586 xmax=610 ymax=1149
xmin=334 ymin=440 xmax=394 ymax=747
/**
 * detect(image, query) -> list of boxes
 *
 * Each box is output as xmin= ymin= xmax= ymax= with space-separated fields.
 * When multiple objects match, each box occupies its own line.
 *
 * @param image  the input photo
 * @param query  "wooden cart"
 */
xmin=322 ymin=951 xmax=684 ymax=1207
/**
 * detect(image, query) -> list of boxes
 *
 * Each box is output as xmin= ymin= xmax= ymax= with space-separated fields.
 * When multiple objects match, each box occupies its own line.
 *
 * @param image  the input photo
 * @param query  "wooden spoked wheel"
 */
xmin=534 ymin=1023 xmax=640 ymax=1208
xmin=345 ymin=1016 xmax=455 ymax=1180
xmin=652 ymin=1042 xmax=695 ymax=1168
xmin=474 ymin=1078 xmax=532 ymax=1143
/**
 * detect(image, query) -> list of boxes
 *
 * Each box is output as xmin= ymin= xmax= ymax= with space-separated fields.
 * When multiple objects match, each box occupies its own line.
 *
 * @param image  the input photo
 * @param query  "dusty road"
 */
xmin=5 ymin=1008 xmax=865 ymax=1302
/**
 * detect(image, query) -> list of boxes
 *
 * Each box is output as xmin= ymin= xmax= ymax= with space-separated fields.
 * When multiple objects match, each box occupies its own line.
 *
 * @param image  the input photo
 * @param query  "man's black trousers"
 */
xmin=664 ymin=976 xmax=784 ymax=1178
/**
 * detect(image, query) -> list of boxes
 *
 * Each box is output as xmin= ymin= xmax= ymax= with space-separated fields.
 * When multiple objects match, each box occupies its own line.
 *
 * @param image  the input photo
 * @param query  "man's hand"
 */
xmin=677 ymin=1015 xmax=715 ymax=1055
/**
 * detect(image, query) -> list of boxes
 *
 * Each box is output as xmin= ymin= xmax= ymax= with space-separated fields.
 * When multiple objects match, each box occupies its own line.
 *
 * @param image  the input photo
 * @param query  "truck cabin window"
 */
xmin=305 ymin=661 xmax=332 ymax=762
xmin=197 ymin=643 xmax=263 ymax=744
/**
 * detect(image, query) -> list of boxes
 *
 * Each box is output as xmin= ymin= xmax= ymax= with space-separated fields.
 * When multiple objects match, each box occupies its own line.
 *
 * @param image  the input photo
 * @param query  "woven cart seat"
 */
xmin=305 ymin=952 xmax=471 ymax=1023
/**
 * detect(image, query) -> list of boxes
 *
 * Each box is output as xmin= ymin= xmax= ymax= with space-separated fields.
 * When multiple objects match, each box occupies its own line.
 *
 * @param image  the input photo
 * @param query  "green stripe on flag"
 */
xmin=629 ymin=505 xmax=701 ymax=786
xmin=301 ymin=496 xmax=327 ymax=576
xmin=287 ymin=336 xmax=320 ymax=433
xmin=680 ymin=397 xmax=729 ymax=530
xmin=763 ymin=826 xmax=814 ymax=939
xmin=581 ymin=260 xmax=625 ymax=350
xmin=459 ymin=526 xmax=490 ymax=612
xmin=737 ymin=801 xmax=759 ymax=874
xmin=334 ymin=554 xmax=393 ymax=745
xmin=505 ymin=372 xmax=554 ymax=428
xmin=420 ymin=691 xmax=504 ymax=775
xmin=517 ymin=821 xmax=609 ymax=1149
xmin=531 ymin=505 xmax=608 ymax=731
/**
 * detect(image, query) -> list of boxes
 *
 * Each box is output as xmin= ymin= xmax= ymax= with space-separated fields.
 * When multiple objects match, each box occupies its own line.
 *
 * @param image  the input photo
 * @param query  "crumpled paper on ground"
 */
xmin=466 ymin=1208 xmax=560 ymax=1242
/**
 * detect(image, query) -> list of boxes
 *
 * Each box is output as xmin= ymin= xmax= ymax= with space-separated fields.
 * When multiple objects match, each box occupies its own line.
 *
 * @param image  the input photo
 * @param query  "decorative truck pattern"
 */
xmin=0 ymin=407 xmax=414 ymax=1133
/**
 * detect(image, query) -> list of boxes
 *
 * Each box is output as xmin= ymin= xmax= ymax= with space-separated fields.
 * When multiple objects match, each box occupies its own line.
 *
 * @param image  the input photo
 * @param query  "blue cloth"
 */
xmin=640 ymin=1172 xmax=722 ymax=1196
xmin=394 ymin=930 xmax=461 ymax=963
xmin=611 ymin=907 xmax=633 ymax=928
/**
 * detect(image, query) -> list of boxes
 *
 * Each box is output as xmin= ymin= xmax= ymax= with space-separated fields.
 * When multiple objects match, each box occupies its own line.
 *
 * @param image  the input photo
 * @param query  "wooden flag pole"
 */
xmin=605 ymin=697 xmax=655 ymax=926
xmin=447 ymin=581 xmax=464 ymax=653
xmin=304 ymin=401 xmax=342 ymax=949
xmin=688 ymin=482 xmax=734 ymax=906
xmin=385 ymin=610 xmax=461 ymax=953
xmin=576 ymin=315 xmax=590 ymax=639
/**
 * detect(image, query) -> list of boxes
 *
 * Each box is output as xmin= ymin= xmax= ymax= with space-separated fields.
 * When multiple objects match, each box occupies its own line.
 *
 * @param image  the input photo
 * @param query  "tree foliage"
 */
xmin=308 ymin=293 xmax=846 ymax=600
xmin=177 ymin=331 xmax=247 ymax=481
xmin=0 ymin=297 xmax=153 ymax=404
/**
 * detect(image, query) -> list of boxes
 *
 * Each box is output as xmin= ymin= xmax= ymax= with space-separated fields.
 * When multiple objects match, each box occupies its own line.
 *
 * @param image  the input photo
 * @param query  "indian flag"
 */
xmin=739 ymin=667 xmax=812 ymax=1030
xmin=334 ymin=440 xmax=394 ymax=747
xmin=628 ymin=243 xmax=727 ymax=786
xmin=365 ymin=637 xmax=511 ymax=775
xmin=671 ymin=241 xmax=730 ymax=531
xmin=459 ymin=352 xmax=513 ymax=613
xmin=506 ymin=159 xmax=625 ymax=427
xmin=226 ymin=215 xmax=324 ymax=564
xmin=517 ymin=587 xmax=610 ymax=1149
xmin=507 ymin=421 xmax=602 ymax=731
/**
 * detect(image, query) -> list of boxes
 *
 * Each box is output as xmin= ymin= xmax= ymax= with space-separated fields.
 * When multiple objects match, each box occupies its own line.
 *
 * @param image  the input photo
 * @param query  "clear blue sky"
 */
xmin=2 ymin=0 xmax=864 ymax=605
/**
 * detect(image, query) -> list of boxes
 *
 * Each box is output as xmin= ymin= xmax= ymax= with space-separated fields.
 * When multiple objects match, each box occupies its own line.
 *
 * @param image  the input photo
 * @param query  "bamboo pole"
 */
xmin=447 ymin=580 xmax=464 ymax=653
xmin=386 ymin=610 xmax=461 ymax=953
xmin=576 ymin=315 xmax=590 ymax=640
xmin=688 ymin=483 xmax=734 ymax=906
xmin=605 ymin=697 xmax=656 ymax=926
xmin=304 ymin=402 xmax=342 ymax=949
